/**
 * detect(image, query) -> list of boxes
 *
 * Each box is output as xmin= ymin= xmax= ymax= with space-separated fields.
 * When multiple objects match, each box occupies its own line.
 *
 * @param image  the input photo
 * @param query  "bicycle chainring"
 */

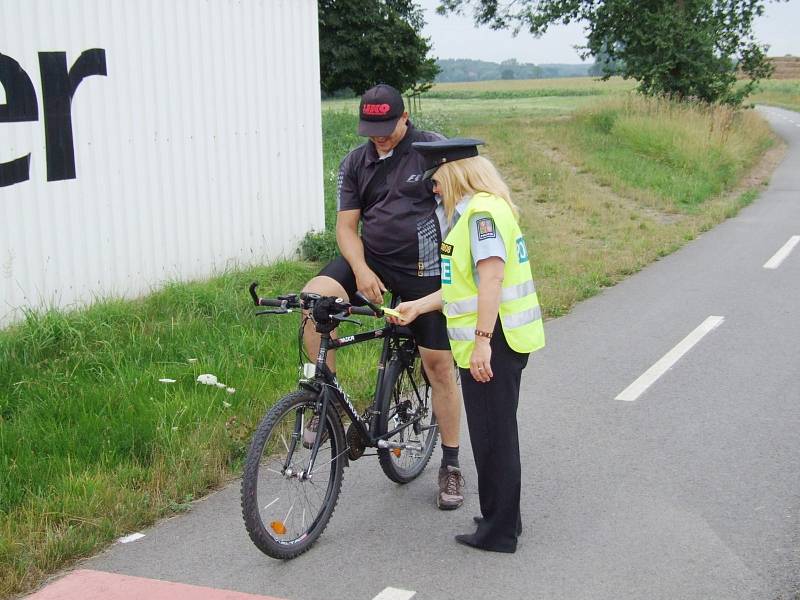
xmin=346 ymin=422 xmax=367 ymax=460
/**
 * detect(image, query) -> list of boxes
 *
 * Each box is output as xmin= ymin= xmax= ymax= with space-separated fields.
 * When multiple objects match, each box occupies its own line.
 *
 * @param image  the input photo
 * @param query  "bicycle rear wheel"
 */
xmin=241 ymin=390 xmax=345 ymax=559
xmin=377 ymin=350 xmax=438 ymax=483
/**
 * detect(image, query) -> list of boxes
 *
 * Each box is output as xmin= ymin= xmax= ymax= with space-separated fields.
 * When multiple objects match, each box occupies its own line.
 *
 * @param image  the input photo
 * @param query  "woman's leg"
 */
xmin=458 ymin=324 xmax=528 ymax=552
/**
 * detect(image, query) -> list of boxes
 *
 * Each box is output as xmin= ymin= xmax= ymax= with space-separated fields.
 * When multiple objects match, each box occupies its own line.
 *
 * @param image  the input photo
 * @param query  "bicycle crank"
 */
xmin=377 ymin=439 xmax=423 ymax=452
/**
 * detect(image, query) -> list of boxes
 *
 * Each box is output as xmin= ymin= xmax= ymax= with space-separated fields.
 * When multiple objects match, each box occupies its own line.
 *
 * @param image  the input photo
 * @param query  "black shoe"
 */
xmin=454 ymin=533 xmax=516 ymax=554
xmin=473 ymin=516 xmax=523 ymax=536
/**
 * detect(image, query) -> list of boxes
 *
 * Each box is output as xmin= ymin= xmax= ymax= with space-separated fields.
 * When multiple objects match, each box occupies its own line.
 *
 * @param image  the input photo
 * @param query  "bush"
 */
xmin=299 ymin=230 xmax=339 ymax=262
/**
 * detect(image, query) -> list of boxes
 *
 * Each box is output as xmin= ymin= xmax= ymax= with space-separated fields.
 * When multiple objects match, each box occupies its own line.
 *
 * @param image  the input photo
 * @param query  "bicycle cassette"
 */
xmin=346 ymin=422 xmax=367 ymax=460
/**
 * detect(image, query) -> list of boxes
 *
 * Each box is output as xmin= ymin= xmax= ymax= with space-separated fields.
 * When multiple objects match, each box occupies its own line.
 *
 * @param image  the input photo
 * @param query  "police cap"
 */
xmin=412 ymin=138 xmax=485 ymax=180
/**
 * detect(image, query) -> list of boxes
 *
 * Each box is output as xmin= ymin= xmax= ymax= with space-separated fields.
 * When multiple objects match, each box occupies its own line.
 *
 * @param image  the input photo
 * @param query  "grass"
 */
xmin=545 ymin=96 xmax=774 ymax=210
xmin=748 ymin=78 xmax=800 ymax=112
xmin=0 ymin=76 xmax=781 ymax=598
xmin=0 ymin=263 xmax=380 ymax=597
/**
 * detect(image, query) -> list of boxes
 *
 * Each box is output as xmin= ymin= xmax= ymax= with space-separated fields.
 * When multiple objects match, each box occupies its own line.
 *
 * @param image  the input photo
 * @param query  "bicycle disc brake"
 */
xmin=346 ymin=422 xmax=367 ymax=460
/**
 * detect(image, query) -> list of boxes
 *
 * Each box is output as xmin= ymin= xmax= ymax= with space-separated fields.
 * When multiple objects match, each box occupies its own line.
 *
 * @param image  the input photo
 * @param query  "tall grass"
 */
xmin=548 ymin=96 xmax=774 ymax=210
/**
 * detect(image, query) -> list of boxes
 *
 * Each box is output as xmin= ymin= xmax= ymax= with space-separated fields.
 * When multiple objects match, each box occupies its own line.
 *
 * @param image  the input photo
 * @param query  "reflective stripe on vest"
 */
xmin=444 ymin=280 xmax=537 ymax=317
xmin=502 ymin=305 xmax=542 ymax=329
xmin=448 ymin=305 xmax=541 ymax=340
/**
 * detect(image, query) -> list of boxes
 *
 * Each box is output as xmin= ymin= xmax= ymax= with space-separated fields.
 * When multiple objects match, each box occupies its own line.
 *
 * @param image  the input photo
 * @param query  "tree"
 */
xmin=437 ymin=0 xmax=780 ymax=105
xmin=318 ymin=0 xmax=439 ymax=96
xmin=588 ymin=43 xmax=623 ymax=77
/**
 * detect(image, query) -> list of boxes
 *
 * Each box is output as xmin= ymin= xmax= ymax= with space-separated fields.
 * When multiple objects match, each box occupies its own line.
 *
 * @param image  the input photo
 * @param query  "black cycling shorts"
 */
xmin=317 ymin=255 xmax=451 ymax=351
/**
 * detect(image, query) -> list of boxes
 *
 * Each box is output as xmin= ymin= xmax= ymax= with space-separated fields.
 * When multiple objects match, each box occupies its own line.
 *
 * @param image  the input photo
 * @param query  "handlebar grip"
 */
xmin=349 ymin=305 xmax=378 ymax=316
xmin=259 ymin=298 xmax=284 ymax=307
xmin=353 ymin=291 xmax=383 ymax=313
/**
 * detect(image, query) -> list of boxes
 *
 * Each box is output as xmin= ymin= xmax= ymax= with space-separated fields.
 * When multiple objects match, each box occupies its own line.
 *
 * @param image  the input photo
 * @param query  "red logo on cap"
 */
xmin=362 ymin=103 xmax=391 ymax=115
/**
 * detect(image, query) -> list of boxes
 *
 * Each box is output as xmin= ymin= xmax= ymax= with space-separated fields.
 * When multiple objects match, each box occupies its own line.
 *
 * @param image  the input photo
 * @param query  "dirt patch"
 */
xmin=534 ymin=143 xmax=685 ymax=225
xmin=730 ymin=138 xmax=787 ymax=192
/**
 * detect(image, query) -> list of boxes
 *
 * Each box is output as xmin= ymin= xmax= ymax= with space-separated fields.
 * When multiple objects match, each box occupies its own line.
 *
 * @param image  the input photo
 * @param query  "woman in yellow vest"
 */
xmin=393 ymin=138 xmax=545 ymax=553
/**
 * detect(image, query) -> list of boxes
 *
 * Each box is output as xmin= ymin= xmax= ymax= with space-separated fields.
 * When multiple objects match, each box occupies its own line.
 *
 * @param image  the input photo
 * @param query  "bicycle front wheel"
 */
xmin=377 ymin=352 xmax=438 ymax=483
xmin=241 ymin=390 xmax=345 ymax=559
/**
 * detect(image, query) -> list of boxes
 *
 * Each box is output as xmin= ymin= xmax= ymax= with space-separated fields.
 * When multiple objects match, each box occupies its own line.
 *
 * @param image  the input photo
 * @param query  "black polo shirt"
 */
xmin=336 ymin=123 xmax=445 ymax=277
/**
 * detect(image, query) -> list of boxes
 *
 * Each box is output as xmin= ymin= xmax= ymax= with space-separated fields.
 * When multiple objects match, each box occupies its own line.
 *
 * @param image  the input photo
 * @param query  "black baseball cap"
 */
xmin=412 ymin=138 xmax=486 ymax=179
xmin=358 ymin=84 xmax=405 ymax=137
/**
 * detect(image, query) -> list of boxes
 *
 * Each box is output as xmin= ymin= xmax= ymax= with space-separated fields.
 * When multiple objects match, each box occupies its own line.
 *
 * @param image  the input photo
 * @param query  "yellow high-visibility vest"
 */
xmin=440 ymin=192 xmax=545 ymax=368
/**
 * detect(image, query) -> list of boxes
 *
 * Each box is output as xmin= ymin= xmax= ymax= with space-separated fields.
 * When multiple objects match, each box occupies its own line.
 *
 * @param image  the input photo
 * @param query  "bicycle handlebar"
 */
xmin=249 ymin=282 xmax=385 ymax=319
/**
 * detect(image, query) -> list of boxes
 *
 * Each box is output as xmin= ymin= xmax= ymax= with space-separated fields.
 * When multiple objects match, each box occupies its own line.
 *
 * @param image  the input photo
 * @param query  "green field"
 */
xmin=749 ymin=78 xmax=800 ymax=112
xmin=0 ymin=76 xmax=782 ymax=598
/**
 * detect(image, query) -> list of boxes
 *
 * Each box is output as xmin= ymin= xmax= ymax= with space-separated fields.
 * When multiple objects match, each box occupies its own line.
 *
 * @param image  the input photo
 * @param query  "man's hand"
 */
xmin=354 ymin=266 xmax=386 ymax=305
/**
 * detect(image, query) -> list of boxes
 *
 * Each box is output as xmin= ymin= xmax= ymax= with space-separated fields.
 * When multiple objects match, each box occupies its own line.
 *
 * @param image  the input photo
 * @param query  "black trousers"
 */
xmin=459 ymin=321 xmax=529 ymax=552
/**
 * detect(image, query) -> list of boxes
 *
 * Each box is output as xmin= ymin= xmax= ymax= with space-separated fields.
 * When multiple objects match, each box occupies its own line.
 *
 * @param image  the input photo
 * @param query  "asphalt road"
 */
xmin=80 ymin=107 xmax=800 ymax=600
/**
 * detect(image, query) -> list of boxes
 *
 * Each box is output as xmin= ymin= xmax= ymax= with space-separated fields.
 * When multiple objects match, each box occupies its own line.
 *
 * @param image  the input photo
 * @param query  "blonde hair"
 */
xmin=433 ymin=155 xmax=518 ymax=222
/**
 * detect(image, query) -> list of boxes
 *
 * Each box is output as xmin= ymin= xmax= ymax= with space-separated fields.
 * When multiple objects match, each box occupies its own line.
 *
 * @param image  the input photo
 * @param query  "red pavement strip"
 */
xmin=26 ymin=569 xmax=288 ymax=600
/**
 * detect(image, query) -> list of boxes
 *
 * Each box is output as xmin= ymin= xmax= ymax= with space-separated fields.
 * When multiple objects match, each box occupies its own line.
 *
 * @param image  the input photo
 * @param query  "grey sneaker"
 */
xmin=437 ymin=466 xmax=465 ymax=510
xmin=302 ymin=415 xmax=328 ymax=449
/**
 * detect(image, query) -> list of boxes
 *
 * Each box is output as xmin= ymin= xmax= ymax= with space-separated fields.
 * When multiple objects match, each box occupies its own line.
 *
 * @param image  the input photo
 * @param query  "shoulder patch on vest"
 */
xmin=476 ymin=217 xmax=496 ymax=240
xmin=440 ymin=242 xmax=454 ymax=256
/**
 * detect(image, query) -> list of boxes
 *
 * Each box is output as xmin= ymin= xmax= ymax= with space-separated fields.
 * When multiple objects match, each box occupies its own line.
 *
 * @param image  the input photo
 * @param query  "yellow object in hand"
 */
xmin=381 ymin=306 xmax=402 ymax=318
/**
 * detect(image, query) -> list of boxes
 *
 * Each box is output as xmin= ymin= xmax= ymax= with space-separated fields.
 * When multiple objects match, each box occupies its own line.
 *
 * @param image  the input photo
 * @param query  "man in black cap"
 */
xmin=302 ymin=83 xmax=465 ymax=510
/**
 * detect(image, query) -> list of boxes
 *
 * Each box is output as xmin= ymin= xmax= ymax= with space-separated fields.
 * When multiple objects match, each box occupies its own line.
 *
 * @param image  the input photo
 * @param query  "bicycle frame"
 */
xmin=298 ymin=321 xmax=427 ymax=475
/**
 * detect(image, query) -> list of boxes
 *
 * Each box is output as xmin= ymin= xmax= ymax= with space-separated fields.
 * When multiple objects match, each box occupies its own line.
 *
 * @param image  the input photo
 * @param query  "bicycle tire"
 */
xmin=377 ymin=351 xmax=438 ymax=483
xmin=241 ymin=390 xmax=345 ymax=559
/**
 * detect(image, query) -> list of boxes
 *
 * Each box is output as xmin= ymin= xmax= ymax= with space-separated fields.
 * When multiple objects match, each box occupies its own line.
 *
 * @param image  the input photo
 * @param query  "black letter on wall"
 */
xmin=0 ymin=53 xmax=39 ymax=187
xmin=39 ymin=49 xmax=107 ymax=182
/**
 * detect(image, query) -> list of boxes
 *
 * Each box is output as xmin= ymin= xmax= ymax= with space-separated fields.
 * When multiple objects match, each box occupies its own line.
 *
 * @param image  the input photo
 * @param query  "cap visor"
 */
xmin=422 ymin=166 xmax=440 ymax=180
xmin=358 ymin=118 xmax=399 ymax=137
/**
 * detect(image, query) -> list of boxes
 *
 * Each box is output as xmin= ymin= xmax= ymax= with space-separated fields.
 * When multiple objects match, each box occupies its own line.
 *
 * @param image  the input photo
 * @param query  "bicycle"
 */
xmin=240 ymin=282 xmax=439 ymax=559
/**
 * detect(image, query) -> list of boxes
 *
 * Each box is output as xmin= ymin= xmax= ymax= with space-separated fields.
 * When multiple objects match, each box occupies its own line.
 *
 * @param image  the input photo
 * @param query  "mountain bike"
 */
xmin=241 ymin=283 xmax=439 ymax=559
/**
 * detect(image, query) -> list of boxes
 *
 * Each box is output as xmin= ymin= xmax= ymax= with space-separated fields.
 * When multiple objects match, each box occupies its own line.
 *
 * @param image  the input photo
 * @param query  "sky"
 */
xmin=418 ymin=0 xmax=800 ymax=65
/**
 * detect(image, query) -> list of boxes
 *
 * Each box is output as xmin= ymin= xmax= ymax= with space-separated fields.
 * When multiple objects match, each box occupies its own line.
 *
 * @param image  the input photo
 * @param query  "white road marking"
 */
xmin=372 ymin=588 xmax=416 ymax=600
xmin=764 ymin=236 xmax=800 ymax=269
xmin=615 ymin=316 xmax=725 ymax=402
xmin=118 ymin=532 xmax=146 ymax=543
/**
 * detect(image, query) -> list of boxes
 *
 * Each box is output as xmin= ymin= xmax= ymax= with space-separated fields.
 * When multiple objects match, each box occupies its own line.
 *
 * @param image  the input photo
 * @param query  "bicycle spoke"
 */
xmin=310 ymin=447 xmax=350 ymax=475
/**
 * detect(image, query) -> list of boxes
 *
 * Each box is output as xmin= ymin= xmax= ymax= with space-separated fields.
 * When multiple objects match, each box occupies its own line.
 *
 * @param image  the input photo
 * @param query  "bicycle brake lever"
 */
xmin=332 ymin=311 xmax=360 ymax=325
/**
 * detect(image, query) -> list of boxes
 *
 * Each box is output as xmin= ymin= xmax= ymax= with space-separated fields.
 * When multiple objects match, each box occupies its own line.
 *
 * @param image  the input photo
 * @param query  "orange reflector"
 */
xmin=392 ymin=448 xmax=401 ymax=457
xmin=270 ymin=521 xmax=286 ymax=535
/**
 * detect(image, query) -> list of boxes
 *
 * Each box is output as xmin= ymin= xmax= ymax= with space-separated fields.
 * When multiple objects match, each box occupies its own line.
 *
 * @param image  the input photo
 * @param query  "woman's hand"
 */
xmin=388 ymin=300 xmax=421 ymax=325
xmin=386 ymin=290 xmax=443 ymax=325
xmin=469 ymin=339 xmax=493 ymax=383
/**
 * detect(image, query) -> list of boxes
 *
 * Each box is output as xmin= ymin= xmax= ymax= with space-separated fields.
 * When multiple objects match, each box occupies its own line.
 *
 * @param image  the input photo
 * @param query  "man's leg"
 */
xmin=301 ymin=275 xmax=349 ymax=372
xmin=418 ymin=347 xmax=460 ymax=448
xmin=419 ymin=347 xmax=464 ymax=510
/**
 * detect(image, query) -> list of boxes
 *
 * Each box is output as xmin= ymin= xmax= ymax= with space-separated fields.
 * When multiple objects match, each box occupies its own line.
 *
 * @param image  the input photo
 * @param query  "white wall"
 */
xmin=0 ymin=0 xmax=324 ymax=325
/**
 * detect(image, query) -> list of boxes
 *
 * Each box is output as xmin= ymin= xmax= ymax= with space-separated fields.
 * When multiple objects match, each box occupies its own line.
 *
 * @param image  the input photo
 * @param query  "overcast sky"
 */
xmin=418 ymin=0 xmax=800 ymax=64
